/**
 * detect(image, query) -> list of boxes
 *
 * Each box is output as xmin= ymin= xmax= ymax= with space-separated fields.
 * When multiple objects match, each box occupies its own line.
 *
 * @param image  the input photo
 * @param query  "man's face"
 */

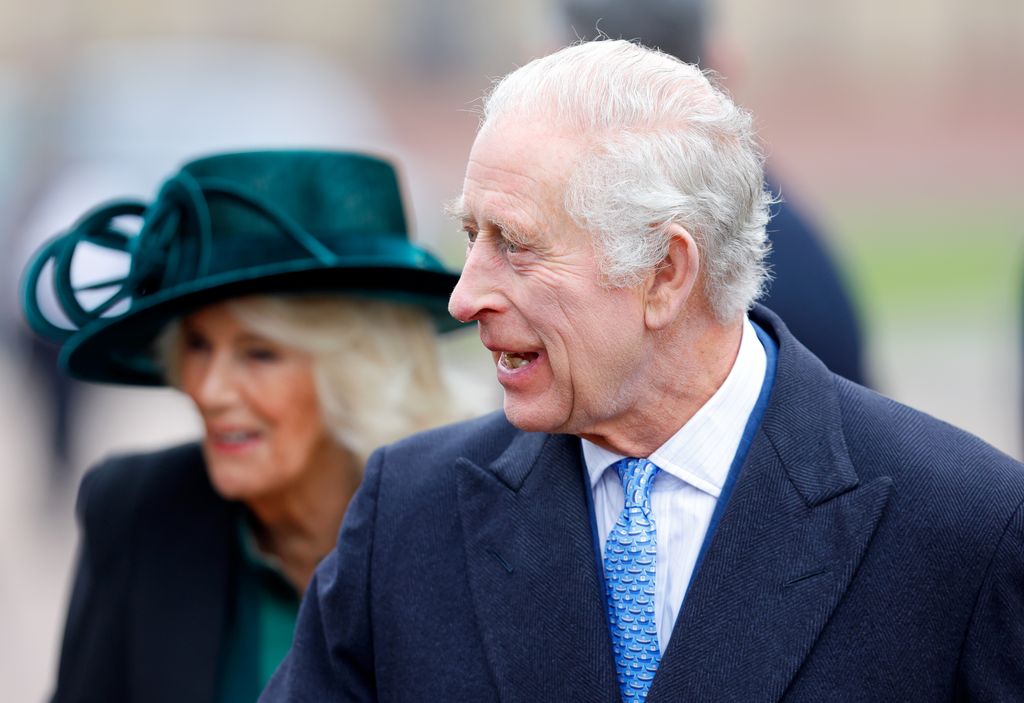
xmin=449 ymin=120 xmax=652 ymax=437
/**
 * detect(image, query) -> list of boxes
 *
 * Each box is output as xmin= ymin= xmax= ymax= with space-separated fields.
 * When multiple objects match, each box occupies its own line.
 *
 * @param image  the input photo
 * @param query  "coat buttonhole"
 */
xmin=486 ymin=548 xmax=514 ymax=574
xmin=785 ymin=567 xmax=831 ymax=586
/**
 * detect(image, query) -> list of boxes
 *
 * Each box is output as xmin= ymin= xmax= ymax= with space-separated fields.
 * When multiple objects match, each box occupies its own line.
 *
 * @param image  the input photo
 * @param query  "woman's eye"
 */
xmin=246 ymin=348 xmax=280 ymax=362
xmin=183 ymin=332 xmax=210 ymax=352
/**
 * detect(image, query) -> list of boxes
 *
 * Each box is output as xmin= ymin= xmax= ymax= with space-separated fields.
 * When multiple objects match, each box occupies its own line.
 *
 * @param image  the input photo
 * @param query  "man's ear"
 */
xmin=643 ymin=224 xmax=700 ymax=330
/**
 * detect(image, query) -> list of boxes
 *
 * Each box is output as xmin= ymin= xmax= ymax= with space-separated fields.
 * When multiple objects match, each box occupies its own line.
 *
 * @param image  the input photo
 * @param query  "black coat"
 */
xmin=53 ymin=443 xmax=239 ymax=703
xmin=762 ymin=196 xmax=866 ymax=385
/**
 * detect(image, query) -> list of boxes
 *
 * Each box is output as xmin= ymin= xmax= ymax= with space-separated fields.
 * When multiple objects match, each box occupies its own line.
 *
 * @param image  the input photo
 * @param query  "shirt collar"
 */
xmin=581 ymin=316 xmax=767 ymax=498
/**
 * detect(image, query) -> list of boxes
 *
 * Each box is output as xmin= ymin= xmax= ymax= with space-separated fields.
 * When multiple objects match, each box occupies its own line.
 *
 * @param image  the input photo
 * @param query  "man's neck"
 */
xmin=579 ymin=313 xmax=745 ymax=457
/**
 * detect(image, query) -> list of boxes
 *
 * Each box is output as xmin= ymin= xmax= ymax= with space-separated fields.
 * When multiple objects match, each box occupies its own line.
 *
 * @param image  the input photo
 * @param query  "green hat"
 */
xmin=21 ymin=150 xmax=463 ymax=386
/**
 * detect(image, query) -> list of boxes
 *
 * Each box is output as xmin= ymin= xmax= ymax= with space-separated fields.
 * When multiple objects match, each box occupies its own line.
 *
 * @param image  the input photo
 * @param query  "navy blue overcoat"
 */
xmin=264 ymin=306 xmax=1024 ymax=702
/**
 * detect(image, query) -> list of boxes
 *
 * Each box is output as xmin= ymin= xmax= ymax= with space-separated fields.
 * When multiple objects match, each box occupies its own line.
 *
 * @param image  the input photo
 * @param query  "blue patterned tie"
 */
xmin=603 ymin=457 xmax=661 ymax=702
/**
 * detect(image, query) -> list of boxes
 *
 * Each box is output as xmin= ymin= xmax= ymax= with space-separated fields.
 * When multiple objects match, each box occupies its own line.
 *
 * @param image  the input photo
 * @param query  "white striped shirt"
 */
xmin=582 ymin=316 xmax=767 ymax=654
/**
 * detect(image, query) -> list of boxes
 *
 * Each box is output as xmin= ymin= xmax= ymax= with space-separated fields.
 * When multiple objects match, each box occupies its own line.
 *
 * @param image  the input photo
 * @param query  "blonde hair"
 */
xmin=158 ymin=295 xmax=466 ymax=466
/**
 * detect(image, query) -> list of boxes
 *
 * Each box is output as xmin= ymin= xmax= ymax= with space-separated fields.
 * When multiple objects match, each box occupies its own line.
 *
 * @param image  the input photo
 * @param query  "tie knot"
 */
xmin=614 ymin=457 xmax=659 ymax=511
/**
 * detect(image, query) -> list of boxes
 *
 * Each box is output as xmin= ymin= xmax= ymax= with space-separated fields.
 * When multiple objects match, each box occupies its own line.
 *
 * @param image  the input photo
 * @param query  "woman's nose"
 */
xmin=191 ymin=353 xmax=240 ymax=409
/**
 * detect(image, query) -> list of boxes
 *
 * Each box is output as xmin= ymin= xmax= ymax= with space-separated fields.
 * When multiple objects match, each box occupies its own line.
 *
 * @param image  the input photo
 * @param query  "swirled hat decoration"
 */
xmin=20 ymin=150 xmax=463 ymax=385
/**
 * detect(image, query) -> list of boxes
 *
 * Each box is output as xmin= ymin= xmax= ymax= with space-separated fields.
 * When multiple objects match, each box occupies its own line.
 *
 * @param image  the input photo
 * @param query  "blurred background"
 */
xmin=1 ymin=0 xmax=1021 ymax=699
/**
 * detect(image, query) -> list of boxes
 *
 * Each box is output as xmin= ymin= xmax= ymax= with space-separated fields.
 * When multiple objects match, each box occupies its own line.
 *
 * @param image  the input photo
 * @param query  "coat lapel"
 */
xmin=457 ymin=430 xmax=620 ymax=703
xmin=649 ymin=311 xmax=893 ymax=702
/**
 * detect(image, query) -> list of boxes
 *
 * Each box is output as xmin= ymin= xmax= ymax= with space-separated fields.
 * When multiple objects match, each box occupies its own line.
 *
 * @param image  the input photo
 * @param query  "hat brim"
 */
xmin=60 ymin=258 xmax=465 ymax=386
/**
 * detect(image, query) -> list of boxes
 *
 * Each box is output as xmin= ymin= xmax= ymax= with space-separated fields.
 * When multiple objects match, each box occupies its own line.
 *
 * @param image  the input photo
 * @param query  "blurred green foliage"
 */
xmin=830 ymin=201 xmax=1023 ymax=323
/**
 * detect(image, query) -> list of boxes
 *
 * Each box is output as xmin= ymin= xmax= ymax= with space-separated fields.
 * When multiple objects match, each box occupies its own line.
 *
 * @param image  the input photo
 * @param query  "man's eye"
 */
xmin=464 ymin=228 xmax=478 ymax=246
xmin=503 ymin=239 xmax=521 ymax=254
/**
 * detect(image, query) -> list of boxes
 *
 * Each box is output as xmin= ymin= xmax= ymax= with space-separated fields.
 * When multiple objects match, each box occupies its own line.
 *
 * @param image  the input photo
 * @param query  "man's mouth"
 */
xmin=499 ymin=351 xmax=539 ymax=370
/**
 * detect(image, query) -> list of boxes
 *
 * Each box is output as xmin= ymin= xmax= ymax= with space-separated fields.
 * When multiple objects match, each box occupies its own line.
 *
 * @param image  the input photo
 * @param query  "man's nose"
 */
xmin=448 ymin=245 xmax=505 ymax=323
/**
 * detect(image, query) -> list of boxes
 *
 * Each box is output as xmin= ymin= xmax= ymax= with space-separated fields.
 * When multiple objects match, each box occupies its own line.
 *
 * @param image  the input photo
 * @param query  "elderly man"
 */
xmin=263 ymin=41 xmax=1024 ymax=702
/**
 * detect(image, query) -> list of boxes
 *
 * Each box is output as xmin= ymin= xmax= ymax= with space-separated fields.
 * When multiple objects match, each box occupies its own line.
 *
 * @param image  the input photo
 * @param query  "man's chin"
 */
xmin=502 ymin=399 xmax=568 ymax=435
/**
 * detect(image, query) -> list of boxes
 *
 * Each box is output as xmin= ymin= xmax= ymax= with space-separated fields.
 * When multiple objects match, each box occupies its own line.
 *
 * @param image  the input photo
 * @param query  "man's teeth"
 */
xmin=501 ymin=352 xmax=533 ymax=369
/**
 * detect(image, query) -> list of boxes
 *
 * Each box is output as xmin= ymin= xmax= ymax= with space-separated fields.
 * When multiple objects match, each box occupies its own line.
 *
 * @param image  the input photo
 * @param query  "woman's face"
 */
xmin=178 ymin=302 xmax=338 ymax=503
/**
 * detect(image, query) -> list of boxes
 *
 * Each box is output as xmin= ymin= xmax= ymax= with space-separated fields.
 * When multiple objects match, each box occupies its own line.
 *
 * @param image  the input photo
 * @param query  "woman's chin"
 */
xmin=205 ymin=457 xmax=269 ymax=503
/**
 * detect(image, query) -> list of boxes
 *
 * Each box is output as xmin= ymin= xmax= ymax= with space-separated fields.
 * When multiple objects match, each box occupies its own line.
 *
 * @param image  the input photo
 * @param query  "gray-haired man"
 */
xmin=264 ymin=41 xmax=1024 ymax=702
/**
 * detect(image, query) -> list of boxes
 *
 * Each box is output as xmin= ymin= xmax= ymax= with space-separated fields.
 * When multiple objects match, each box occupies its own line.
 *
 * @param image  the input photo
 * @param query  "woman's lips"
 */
xmin=208 ymin=429 xmax=262 ymax=453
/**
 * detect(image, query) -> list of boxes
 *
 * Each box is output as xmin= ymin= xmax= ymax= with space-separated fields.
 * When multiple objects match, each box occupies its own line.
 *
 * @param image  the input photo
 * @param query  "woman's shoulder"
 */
xmin=80 ymin=442 xmax=205 ymax=501
xmin=75 ymin=442 xmax=212 ymax=543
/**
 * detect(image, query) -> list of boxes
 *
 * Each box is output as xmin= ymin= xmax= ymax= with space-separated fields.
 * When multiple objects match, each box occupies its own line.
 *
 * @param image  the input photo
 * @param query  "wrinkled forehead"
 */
xmin=463 ymin=117 xmax=591 ymax=199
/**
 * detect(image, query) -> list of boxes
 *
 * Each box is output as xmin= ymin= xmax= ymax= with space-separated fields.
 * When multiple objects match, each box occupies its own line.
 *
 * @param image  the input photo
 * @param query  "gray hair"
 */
xmin=158 ymin=295 xmax=468 ymax=466
xmin=480 ymin=39 xmax=773 ymax=322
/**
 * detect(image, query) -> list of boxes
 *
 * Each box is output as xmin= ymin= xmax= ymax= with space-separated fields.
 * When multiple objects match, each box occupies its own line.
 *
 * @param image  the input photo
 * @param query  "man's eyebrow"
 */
xmin=444 ymin=196 xmax=530 ymax=244
xmin=444 ymin=195 xmax=470 ymax=222
xmin=491 ymin=217 xmax=530 ymax=245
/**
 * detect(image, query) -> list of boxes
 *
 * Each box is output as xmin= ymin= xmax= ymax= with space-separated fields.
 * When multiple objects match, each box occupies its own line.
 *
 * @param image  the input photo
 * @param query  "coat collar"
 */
xmin=456 ymin=306 xmax=892 ymax=702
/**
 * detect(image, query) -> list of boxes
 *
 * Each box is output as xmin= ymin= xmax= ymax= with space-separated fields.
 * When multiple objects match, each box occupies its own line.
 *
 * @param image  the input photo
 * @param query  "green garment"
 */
xmin=215 ymin=515 xmax=301 ymax=703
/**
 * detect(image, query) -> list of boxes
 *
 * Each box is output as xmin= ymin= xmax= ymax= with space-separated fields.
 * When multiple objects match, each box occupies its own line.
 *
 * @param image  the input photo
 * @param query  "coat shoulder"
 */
xmin=362 ymin=411 xmax=530 ymax=513
xmin=382 ymin=410 xmax=521 ymax=473
xmin=76 ymin=442 xmax=209 ymax=562
xmin=834 ymin=376 xmax=1024 ymax=524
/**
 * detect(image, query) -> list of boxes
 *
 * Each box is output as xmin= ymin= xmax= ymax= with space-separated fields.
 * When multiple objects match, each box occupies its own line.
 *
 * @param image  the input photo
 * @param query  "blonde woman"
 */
xmin=21 ymin=151 xmax=467 ymax=703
